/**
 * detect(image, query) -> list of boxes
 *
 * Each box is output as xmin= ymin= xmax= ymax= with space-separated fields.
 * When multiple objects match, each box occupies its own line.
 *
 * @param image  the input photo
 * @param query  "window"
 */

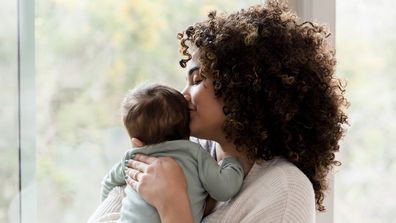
xmin=335 ymin=0 xmax=396 ymax=222
xmin=7 ymin=1 xmax=393 ymax=222
xmin=0 ymin=1 xmax=19 ymax=222
xmin=2 ymin=1 xmax=264 ymax=222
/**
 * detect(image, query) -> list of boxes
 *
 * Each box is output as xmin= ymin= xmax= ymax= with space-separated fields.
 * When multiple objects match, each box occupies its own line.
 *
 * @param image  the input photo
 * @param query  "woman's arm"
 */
xmin=125 ymin=154 xmax=194 ymax=223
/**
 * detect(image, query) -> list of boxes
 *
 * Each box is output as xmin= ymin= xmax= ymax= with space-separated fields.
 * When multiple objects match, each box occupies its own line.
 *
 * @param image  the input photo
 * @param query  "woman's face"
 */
xmin=181 ymin=53 xmax=226 ymax=141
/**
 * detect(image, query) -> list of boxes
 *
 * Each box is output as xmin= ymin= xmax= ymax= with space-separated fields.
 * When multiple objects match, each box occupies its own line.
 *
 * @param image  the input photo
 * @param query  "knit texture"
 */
xmin=202 ymin=157 xmax=316 ymax=223
xmin=87 ymin=186 xmax=123 ymax=223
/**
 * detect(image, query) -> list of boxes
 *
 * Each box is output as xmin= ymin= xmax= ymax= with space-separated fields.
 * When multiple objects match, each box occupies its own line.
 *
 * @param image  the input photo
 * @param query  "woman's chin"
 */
xmin=189 ymin=129 xmax=205 ymax=140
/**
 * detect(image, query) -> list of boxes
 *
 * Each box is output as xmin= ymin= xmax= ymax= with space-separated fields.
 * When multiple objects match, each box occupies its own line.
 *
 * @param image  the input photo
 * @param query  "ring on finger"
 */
xmin=132 ymin=171 xmax=140 ymax=181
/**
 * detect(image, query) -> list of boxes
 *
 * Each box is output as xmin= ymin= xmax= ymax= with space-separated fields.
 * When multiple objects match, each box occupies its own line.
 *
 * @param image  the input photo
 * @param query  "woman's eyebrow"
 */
xmin=188 ymin=67 xmax=199 ymax=76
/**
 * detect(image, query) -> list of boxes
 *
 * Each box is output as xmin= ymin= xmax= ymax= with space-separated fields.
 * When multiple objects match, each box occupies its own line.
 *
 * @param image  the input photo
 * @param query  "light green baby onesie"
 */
xmin=101 ymin=140 xmax=244 ymax=223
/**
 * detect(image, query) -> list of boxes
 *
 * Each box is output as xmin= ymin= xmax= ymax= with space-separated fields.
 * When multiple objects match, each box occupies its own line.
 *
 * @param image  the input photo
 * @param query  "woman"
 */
xmin=89 ymin=1 xmax=348 ymax=222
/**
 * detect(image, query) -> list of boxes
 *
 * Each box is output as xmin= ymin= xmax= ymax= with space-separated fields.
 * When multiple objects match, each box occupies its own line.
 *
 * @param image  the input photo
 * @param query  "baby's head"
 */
xmin=121 ymin=83 xmax=190 ymax=146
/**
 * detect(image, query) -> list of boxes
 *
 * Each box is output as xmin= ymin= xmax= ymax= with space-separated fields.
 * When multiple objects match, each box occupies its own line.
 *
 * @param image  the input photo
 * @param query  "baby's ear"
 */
xmin=131 ymin=138 xmax=145 ymax=147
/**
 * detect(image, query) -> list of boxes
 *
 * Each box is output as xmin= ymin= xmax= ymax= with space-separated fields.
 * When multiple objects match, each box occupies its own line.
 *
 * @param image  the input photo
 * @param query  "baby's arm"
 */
xmin=101 ymin=161 xmax=127 ymax=201
xmin=197 ymin=148 xmax=244 ymax=201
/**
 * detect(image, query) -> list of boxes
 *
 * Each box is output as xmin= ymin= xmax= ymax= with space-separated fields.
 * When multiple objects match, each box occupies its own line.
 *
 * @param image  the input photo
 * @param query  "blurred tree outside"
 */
xmin=34 ymin=0 xmax=260 ymax=222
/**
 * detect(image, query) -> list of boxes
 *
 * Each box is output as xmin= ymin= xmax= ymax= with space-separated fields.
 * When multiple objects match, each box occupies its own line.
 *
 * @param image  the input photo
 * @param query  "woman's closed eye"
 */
xmin=192 ymin=77 xmax=203 ymax=85
xmin=187 ymin=66 xmax=206 ymax=86
xmin=191 ymin=71 xmax=206 ymax=86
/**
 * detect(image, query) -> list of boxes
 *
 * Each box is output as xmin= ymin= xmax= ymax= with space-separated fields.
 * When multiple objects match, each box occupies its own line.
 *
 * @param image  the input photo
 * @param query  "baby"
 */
xmin=100 ymin=83 xmax=244 ymax=223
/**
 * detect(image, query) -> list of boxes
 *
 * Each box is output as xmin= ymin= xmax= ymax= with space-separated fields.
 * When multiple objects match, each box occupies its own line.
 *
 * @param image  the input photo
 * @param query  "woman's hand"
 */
xmin=125 ymin=154 xmax=184 ymax=207
xmin=125 ymin=154 xmax=194 ymax=223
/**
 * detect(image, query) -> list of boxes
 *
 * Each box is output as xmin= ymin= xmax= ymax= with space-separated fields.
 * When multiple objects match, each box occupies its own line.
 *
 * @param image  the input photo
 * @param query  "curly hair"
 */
xmin=177 ymin=0 xmax=348 ymax=211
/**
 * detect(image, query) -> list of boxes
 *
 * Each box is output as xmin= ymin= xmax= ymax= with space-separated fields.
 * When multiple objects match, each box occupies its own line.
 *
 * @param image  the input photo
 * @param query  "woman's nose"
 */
xmin=182 ymin=86 xmax=189 ymax=97
xmin=183 ymin=93 xmax=191 ymax=102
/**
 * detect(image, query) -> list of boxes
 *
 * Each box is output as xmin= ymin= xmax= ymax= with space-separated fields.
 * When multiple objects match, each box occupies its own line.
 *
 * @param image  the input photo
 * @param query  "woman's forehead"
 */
xmin=186 ymin=52 xmax=200 ymax=75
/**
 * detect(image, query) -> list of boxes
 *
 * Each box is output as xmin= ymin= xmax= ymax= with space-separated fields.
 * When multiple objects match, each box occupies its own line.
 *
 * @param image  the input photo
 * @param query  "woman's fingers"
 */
xmin=133 ymin=153 xmax=158 ymax=164
xmin=125 ymin=171 xmax=139 ymax=191
xmin=124 ymin=154 xmax=160 ymax=193
xmin=125 ymin=168 xmax=145 ymax=193
xmin=125 ymin=154 xmax=159 ymax=171
xmin=125 ymin=156 xmax=149 ymax=172
xmin=126 ymin=168 xmax=143 ymax=182
xmin=124 ymin=156 xmax=188 ymax=209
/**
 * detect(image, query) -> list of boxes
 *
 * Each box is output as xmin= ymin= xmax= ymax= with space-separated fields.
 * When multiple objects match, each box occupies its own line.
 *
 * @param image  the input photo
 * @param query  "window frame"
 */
xmin=18 ymin=0 xmax=36 ymax=222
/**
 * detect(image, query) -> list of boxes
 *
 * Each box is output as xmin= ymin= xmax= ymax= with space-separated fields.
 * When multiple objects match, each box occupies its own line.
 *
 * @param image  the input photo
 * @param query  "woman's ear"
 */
xmin=131 ymin=138 xmax=145 ymax=147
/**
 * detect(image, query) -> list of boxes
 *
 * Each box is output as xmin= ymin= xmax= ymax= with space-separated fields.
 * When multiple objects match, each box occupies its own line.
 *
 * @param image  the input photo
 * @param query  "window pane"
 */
xmin=0 ymin=1 xmax=19 ymax=223
xmin=336 ymin=0 xmax=396 ymax=222
xmin=36 ymin=0 xmax=261 ymax=222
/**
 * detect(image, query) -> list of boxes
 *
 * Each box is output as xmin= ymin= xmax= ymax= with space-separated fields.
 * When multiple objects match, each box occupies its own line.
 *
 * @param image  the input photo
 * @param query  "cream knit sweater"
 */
xmin=202 ymin=157 xmax=316 ymax=223
xmin=87 ymin=157 xmax=315 ymax=223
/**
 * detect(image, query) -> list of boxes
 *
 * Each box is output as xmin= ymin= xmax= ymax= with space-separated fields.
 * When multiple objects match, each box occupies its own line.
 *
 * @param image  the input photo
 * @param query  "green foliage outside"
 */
xmin=34 ymin=0 xmax=259 ymax=222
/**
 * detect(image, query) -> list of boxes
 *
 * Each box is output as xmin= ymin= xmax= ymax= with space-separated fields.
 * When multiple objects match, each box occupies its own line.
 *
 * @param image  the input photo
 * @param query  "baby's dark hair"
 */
xmin=177 ymin=0 xmax=348 ymax=211
xmin=121 ymin=84 xmax=190 ymax=145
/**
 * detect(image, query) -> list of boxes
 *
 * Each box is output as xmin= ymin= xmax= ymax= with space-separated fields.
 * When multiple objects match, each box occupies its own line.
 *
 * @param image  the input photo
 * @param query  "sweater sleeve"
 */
xmin=240 ymin=165 xmax=316 ymax=223
xmin=282 ymin=175 xmax=316 ymax=223
xmin=239 ymin=185 xmax=315 ymax=223
xmin=100 ymin=161 xmax=127 ymax=202
xmin=87 ymin=186 xmax=124 ymax=223
xmin=197 ymin=149 xmax=244 ymax=201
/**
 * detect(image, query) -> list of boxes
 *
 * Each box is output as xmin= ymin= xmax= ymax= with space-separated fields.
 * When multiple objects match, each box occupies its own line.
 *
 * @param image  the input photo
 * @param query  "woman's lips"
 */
xmin=188 ymin=105 xmax=196 ymax=111
xmin=188 ymin=107 xmax=197 ymax=117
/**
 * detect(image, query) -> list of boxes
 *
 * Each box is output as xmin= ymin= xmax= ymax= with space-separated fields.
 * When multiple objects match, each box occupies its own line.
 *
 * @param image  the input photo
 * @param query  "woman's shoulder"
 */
xmin=247 ymin=157 xmax=315 ymax=202
xmin=203 ymin=157 xmax=316 ymax=223
xmin=250 ymin=157 xmax=313 ymax=188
